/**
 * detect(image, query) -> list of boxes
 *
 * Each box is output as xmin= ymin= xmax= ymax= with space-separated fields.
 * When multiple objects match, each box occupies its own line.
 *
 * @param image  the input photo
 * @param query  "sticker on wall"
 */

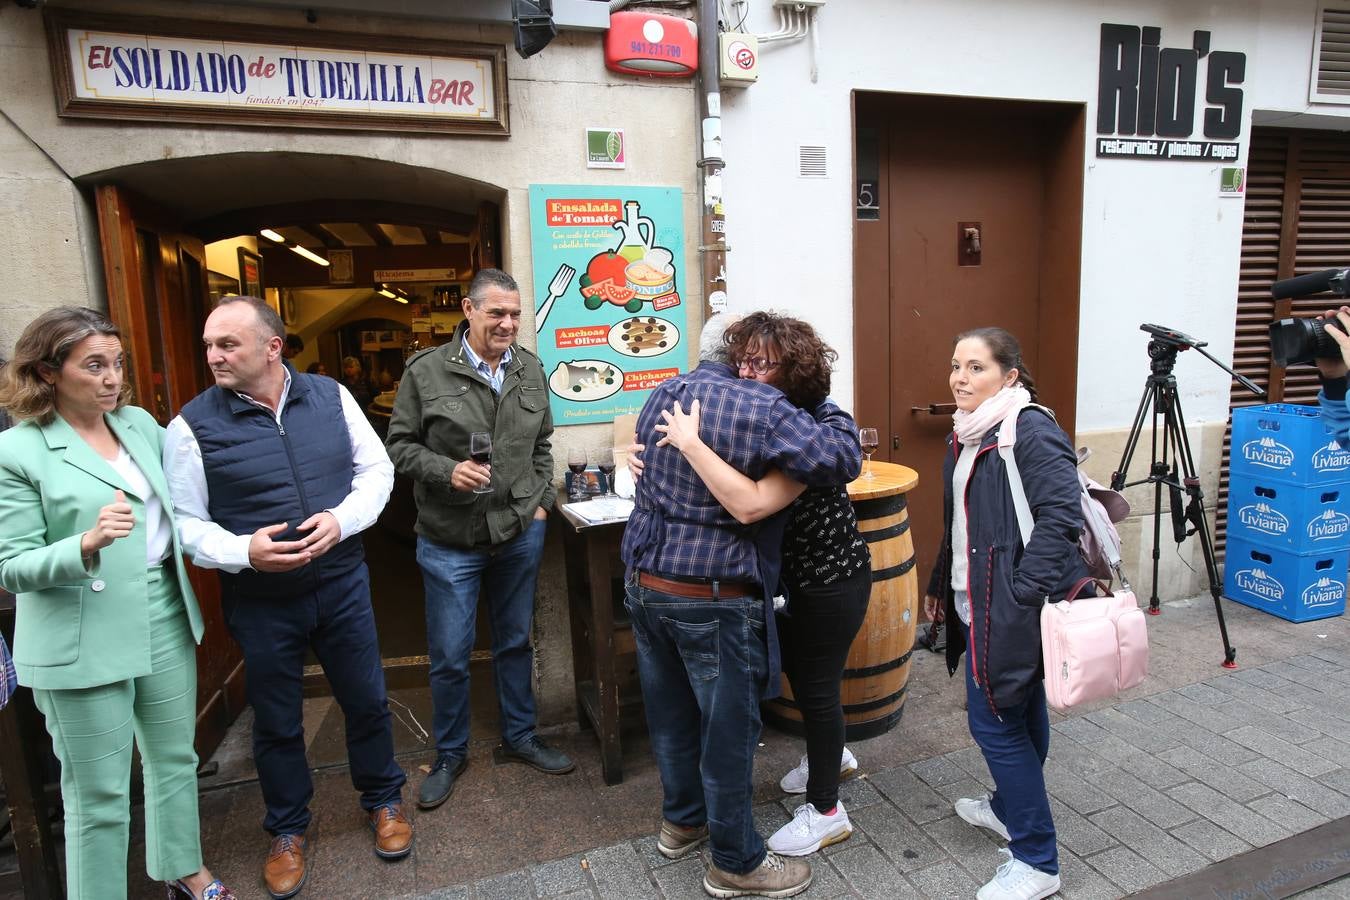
xmin=1220 ymin=166 xmax=1245 ymax=197
xmin=529 ymin=184 xmax=688 ymax=424
xmin=587 ymin=127 xmax=626 ymax=169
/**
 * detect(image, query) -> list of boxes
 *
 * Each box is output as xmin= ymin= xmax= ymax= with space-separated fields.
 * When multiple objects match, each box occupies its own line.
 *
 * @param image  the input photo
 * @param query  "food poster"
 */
xmin=528 ymin=185 xmax=688 ymax=425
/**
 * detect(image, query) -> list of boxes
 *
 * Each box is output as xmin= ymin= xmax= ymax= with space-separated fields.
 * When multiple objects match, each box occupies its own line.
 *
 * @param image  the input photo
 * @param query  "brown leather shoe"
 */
xmin=368 ymin=803 xmax=414 ymax=859
xmin=263 ymin=833 xmax=307 ymax=899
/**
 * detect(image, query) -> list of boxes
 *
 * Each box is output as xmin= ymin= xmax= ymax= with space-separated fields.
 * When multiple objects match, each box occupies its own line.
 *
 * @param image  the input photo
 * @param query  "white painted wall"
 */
xmin=719 ymin=0 xmax=1348 ymax=429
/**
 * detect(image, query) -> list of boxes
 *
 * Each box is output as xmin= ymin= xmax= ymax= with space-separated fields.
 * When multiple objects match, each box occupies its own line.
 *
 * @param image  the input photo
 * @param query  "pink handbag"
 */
xmin=1001 ymin=437 xmax=1149 ymax=710
xmin=1041 ymin=577 xmax=1149 ymax=711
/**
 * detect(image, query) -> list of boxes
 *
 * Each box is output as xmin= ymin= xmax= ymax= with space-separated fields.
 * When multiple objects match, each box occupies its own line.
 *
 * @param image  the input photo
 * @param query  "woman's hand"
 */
xmin=1319 ymin=306 xmax=1350 ymax=379
xmin=654 ymin=399 xmax=703 ymax=451
xmin=627 ymin=442 xmax=645 ymax=480
xmin=923 ymin=593 xmax=941 ymax=621
xmin=81 ymin=489 xmax=134 ymax=557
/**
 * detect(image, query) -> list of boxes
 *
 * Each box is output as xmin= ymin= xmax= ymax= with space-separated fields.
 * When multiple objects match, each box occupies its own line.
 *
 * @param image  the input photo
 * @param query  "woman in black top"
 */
xmin=653 ymin=313 xmax=870 ymax=858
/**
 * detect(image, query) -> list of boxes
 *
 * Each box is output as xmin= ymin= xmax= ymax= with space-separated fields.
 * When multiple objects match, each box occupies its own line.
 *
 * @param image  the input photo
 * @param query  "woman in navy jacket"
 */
xmin=922 ymin=327 xmax=1087 ymax=900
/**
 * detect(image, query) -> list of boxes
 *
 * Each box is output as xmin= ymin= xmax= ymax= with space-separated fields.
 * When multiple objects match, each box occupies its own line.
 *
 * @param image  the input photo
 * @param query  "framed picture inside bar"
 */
xmin=207 ymin=269 xmax=239 ymax=306
xmin=328 ymin=249 xmax=354 ymax=284
xmin=238 ymin=249 xmax=264 ymax=298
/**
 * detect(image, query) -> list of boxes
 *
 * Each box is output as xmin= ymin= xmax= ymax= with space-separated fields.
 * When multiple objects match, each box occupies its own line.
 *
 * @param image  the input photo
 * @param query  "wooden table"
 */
xmin=554 ymin=501 xmax=635 ymax=785
xmin=847 ymin=459 xmax=920 ymax=500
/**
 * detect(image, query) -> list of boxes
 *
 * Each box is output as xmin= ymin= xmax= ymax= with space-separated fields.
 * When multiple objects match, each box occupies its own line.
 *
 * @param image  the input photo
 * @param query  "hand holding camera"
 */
xmin=1315 ymin=306 xmax=1350 ymax=379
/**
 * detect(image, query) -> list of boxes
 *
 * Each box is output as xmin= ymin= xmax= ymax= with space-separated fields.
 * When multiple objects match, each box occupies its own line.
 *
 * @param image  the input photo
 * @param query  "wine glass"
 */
xmin=859 ymin=427 xmax=879 ymax=479
xmin=470 ymin=432 xmax=494 ymax=494
xmin=567 ymin=447 xmax=588 ymax=501
xmin=595 ymin=447 xmax=617 ymax=498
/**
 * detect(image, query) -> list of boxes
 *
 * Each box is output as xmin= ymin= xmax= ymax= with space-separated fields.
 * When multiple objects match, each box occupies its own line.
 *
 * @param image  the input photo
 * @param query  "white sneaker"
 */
xmin=955 ymin=794 xmax=1011 ymax=841
xmin=779 ymin=747 xmax=858 ymax=794
xmin=766 ymin=802 xmax=853 ymax=856
xmin=976 ymin=848 xmax=1061 ymax=900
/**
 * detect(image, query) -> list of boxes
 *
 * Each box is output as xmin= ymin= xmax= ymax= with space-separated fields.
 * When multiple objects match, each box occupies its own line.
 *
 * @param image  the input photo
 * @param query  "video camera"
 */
xmin=1268 ymin=267 xmax=1350 ymax=367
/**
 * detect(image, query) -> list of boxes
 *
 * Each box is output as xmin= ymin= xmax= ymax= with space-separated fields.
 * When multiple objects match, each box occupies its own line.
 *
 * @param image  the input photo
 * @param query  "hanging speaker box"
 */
xmin=604 ymin=11 xmax=698 ymax=77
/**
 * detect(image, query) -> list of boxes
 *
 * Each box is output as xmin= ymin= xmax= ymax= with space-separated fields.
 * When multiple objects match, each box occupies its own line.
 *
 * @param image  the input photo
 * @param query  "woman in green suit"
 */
xmin=0 ymin=307 xmax=234 ymax=900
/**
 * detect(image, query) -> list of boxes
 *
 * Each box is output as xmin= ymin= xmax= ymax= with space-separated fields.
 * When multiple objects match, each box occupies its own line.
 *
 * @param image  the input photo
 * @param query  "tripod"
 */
xmin=1110 ymin=325 xmax=1264 ymax=669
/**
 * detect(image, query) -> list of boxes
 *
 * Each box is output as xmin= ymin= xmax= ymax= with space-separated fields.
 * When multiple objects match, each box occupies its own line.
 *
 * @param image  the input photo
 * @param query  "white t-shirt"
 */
xmin=949 ymin=442 xmax=981 ymax=625
xmin=108 ymin=446 xmax=172 ymax=566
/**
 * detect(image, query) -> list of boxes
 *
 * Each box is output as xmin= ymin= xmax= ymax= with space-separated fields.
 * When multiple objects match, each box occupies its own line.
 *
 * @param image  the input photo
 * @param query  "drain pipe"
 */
xmin=696 ymin=0 xmax=726 ymax=319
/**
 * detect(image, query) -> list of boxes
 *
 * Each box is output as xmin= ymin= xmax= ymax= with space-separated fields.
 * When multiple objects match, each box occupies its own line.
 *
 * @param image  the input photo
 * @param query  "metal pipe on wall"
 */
xmin=696 ymin=0 xmax=727 ymax=320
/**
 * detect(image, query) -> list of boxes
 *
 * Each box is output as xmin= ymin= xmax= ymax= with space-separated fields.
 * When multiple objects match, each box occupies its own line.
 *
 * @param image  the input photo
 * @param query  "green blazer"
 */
xmin=0 ymin=405 xmax=204 ymax=690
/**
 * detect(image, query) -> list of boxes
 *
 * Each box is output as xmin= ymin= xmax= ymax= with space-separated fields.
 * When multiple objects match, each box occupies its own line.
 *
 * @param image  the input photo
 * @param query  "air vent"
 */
xmin=798 ymin=145 xmax=827 ymax=178
xmin=1311 ymin=6 xmax=1350 ymax=102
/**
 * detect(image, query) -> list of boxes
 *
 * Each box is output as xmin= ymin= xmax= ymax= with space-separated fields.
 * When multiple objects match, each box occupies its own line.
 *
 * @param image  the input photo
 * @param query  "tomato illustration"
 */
xmin=586 ymin=251 xmax=628 ymax=287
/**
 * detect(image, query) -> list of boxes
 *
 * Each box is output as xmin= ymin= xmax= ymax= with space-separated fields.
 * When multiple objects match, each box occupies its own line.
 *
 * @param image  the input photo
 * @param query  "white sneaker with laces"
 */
xmin=766 ymin=802 xmax=853 ymax=856
xmin=976 ymin=848 xmax=1061 ymax=900
xmin=955 ymin=793 xmax=1012 ymax=841
xmin=779 ymin=747 xmax=858 ymax=794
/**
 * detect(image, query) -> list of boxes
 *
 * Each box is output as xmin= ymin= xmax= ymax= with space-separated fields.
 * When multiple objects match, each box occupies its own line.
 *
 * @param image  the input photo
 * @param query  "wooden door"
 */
xmin=854 ymin=94 xmax=1084 ymax=594
xmin=95 ymin=185 xmax=244 ymax=759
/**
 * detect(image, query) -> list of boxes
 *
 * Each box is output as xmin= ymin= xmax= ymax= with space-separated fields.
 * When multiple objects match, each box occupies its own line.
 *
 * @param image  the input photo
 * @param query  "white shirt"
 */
xmin=107 ymin=445 xmax=173 ymax=566
xmin=950 ymin=442 xmax=980 ymax=626
xmin=162 ymin=374 xmax=394 ymax=573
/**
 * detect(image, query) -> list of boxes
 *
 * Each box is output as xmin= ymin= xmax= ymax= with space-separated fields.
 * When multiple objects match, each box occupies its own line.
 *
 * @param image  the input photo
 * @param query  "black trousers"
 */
xmin=223 ymin=563 xmax=406 ymax=835
xmin=777 ymin=568 xmax=871 ymax=812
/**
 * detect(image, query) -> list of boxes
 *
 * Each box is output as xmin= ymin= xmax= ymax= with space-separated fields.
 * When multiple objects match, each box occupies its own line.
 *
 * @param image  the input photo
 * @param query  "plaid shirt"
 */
xmin=0 ymin=634 xmax=14 ymax=710
xmin=622 ymin=361 xmax=862 ymax=583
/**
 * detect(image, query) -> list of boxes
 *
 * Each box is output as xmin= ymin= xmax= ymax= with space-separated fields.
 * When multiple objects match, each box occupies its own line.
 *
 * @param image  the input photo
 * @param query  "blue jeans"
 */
xmin=224 ymin=563 xmax=405 ymax=836
xmin=624 ymin=577 xmax=769 ymax=875
xmin=964 ymin=657 xmax=1058 ymax=874
xmin=418 ymin=518 xmax=547 ymax=759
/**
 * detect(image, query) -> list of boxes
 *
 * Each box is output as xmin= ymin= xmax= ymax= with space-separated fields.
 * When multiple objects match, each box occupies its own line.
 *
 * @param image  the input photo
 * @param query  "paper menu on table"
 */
xmin=567 ymin=497 xmax=634 ymax=523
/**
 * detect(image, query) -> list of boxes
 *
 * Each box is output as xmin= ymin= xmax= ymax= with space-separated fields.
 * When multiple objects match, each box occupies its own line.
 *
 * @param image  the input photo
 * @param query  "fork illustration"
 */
xmin=535 ymin=263 xmax=577 ymax=333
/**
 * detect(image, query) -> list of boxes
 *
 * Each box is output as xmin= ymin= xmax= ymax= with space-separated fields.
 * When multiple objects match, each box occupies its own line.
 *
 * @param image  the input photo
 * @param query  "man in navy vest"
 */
xmin=164 ymin=296 xmax=408 ymax=900
xmin=386 ymin=269 xmax=572 ymax=814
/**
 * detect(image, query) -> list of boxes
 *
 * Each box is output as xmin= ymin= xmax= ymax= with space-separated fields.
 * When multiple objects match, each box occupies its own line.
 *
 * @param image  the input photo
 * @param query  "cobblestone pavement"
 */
xmin=409 ymin=642 xmax=1350 ymax=900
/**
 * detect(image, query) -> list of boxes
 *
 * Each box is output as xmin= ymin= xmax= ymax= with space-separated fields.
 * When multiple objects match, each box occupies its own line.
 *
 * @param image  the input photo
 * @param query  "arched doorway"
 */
xmin=84 ymin=152 xmax=506 ymax=757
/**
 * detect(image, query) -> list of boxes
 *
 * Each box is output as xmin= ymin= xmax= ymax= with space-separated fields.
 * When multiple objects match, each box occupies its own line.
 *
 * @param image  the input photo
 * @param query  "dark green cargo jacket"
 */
xmin=385 ymin=323 xmax=555 ymax=549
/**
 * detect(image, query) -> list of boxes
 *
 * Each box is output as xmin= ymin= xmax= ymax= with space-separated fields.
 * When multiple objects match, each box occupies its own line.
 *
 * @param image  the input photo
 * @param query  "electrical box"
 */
xmin=719 ymin=33 xmax=759 ymax=87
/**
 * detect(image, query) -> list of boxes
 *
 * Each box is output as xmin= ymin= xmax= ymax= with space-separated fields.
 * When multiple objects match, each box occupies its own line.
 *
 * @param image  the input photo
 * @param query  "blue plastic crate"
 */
xmin=1226 ymin=474 xmax=1350 ymax=551
xmin=1230 ymin=404 xmax=1350 ymax=486
xmin=1223 ymin=536 xmax=1348 ymax=623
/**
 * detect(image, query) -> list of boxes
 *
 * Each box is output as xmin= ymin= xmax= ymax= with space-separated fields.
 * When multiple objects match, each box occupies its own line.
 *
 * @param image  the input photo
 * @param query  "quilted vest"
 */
xmin=180 ymin=370 xmax=362 ymax=599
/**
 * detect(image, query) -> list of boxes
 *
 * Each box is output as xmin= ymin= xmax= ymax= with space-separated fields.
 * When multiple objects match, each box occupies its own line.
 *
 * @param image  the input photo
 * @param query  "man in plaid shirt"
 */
xmin=622 ymin=315 xmax=861 ymax=898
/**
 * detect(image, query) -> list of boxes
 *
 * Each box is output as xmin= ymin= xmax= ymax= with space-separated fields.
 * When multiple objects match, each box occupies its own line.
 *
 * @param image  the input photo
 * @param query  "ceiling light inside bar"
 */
xmin=289 ymin=244 xmax=330 ymax=267
xmin=259 ymin=228 xmax=286 ymax=243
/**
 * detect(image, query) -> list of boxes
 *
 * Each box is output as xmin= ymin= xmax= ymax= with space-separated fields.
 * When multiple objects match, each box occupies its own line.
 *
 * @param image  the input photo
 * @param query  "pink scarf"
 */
xmin=952 ymin=384 xmax=1031 ymax=449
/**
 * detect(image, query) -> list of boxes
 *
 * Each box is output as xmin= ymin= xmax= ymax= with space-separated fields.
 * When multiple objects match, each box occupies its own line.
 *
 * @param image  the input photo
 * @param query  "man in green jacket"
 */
xmin=386 ymin=268 xmax=573 ymax=812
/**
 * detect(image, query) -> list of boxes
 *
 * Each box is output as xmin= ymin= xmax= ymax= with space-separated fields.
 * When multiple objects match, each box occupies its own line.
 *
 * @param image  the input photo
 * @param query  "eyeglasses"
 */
xmin=737 ymin=356 xmax=781 ymax=375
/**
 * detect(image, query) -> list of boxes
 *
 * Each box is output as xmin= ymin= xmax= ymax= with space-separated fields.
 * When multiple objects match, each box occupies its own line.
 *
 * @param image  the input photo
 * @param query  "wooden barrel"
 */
xmin=762 ymin=462 xmax=921 ymax=741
